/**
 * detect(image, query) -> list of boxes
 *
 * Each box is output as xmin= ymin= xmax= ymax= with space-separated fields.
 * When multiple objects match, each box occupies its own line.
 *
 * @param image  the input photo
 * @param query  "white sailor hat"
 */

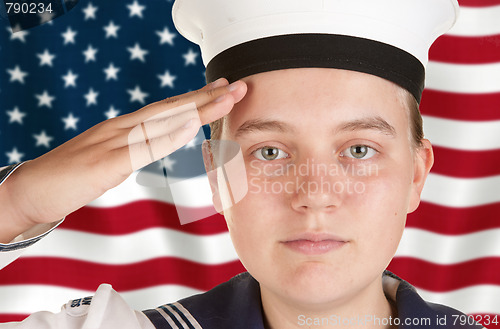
xmin=172 ymin=0 xmax=459 ymax=103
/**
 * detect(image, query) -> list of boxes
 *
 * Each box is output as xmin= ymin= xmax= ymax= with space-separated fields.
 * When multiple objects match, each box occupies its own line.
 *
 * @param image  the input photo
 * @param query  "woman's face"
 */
xmin=218 ymin=68 xmax=431 ymax=311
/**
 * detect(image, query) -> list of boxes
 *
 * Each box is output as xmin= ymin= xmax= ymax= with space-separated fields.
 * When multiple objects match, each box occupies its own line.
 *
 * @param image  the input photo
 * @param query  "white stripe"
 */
xmin=20 ymin=228 xmax=238 ymax=265
xmin=89 ymin=171 xmax=213 ymax=208
xmin=425 ymin=61 xmax=500 ymax=94
xmin=94 ymin=173 xmax=500 ymax=216
xmin=423 ymin=115 xmax=500 ymax=151
xmin=164 ymin=304 xmax=190 ymax=328
xmin=418 ymin=285 xmax=500 ymax=315
xmin=0 ymin=284 xmax=201 ymax=315
xmin=172 ymin=302 xmax=203 ymax=329
xmin=157 ymin=307 xmax=181 ymax=329
xmin=447 ymin=5 xmax=500 ymax=37
xmin=422 ymin=173 xmax=500 ymax=208
xmin=396 ymin=228 xmax=500 ymax=265
xmin=124 ymin=285 xmax=202 ymax=312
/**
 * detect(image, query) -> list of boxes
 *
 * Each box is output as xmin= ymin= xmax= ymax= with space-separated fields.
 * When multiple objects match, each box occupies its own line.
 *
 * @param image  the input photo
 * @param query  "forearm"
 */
xmin=0 ymin=163 xmax=36 ymax=244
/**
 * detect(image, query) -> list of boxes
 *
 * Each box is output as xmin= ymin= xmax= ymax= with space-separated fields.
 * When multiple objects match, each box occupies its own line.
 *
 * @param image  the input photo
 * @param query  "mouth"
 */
xmin=281 ymin=233 xmax=348 ymax=256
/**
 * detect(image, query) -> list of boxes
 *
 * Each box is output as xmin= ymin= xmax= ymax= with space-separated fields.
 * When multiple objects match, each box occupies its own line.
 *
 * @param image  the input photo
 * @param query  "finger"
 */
xmin=127 ymin=103 xmax=200 ymax=145
xmin=196 ymin=81 xmax=247 ymax=125
xmin=128 ymin=116 xmax=201 ymax=171
xmin=197 ymin=93 xmax=236 ymax=126
xmin=161 ymin=79 xmax=241 ymax=107
xmin=119 ymin=80 xmax=246 ymax=128
xmin=201 ymin=77 xmax=229 ymax=91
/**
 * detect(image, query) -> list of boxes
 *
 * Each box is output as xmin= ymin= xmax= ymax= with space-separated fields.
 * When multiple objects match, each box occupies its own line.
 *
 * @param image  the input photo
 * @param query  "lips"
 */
xmin=282 ymin=233 xmax=348 ymax=255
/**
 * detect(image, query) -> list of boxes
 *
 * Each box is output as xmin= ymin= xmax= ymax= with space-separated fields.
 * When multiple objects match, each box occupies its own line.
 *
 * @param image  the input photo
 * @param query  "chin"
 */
xmin=276 ymin=261 xmax=352 ymax=305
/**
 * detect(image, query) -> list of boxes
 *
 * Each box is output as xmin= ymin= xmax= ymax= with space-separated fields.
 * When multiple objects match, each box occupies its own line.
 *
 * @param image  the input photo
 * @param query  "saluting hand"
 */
xmin=0 ymin=78 xmax=247 ymax=243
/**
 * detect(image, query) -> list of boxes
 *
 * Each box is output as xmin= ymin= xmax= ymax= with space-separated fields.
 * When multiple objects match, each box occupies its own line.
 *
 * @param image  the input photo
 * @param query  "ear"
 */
xmin=407 ymin=139 xmax=434 ymax=214
xmin=202 ymin=140 xmax=224 ymax=214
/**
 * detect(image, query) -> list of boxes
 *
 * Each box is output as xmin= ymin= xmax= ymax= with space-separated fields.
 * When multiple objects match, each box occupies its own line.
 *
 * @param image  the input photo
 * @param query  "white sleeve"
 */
xmin=0 ymin=284 xmax=156 ymax=329
xmin=0 ymin=163 xmax=63 ymax=270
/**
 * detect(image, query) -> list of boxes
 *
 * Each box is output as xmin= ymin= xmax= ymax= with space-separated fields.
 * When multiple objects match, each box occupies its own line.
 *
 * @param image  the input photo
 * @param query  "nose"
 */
xmin=289 ymin=157 xmax=344 ymax=213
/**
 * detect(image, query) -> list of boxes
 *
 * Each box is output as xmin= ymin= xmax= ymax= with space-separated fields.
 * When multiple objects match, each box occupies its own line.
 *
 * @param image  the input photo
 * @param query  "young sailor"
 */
xmin=0 ymin=0 xmax=486 ymax=328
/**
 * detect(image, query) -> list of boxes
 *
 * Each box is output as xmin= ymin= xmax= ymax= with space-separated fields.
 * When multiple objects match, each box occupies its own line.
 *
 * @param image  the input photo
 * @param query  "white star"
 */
xmin=62 ymin=113 xmax=80 ymax=130
xmin=35 ymin=90 xmax=55 ymax=108
xmin=158 ymin=70 xmax=176 ymax=88
xmin=184 ymin=136 xmax=198 ymax=149
xmin=8 ymin=26 xmax=29 ymax=42
xmin=61 ymin=27 xmax=77 ymax=45
xmin=6 ymin=107 xmax=26 ymax=124
xmin=103 ymin=21 xmax=120 ymax=38
xmin=183 ymin=48 xmax=198 ymax=66
xmin=127 ymin=43 xmax=148 ymax=62
xmin=39 ymin=11 xmax=56 ymax=25
xmin=62 ymin=70 xmax=78 ymax=88
xmin=33 ymin=131 xmax=54 ymax=148
xmin=127 ymin=85 xmax=149 ymax=104
xmin=84 ymin=88 xmax=99 ymax=106
xmin=83 ymin=44 xmax=98 ymax=63
xmin=7 ymin=66 xmax=28 ymax=84
xmin=37 ymin=49 xmax=56 ymax=67
xmin=159 ymin=157 xmax=176 ymax=171
xmin=82 ymin=2 xmax=98 ymax=20
xmin=156 ymin=27 xmax=176 ymax=46
xmin=104 ymin=105 xmax=120 ymax=119
xmin=127 ymin=1 xmax=146 ymax=18
xmin=6 ymin=147 xmax=24 ymax=164
xmin=104 ymin=63 xmax=120 ymax=81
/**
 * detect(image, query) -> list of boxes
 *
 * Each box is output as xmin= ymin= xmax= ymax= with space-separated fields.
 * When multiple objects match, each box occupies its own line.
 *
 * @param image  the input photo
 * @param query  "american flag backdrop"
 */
xmin=0 ymin=0 xmax=499 ymax=327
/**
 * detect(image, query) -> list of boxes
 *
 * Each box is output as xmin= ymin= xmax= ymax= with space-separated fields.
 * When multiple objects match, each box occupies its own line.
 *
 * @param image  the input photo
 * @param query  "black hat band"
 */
xmin=206 ymin=33 xmax=425 ymax=103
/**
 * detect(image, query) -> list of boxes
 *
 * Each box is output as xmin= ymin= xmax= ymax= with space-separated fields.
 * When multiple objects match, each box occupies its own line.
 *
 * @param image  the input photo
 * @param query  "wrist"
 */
xmin=0 ymin=162 xmax=39 ymax=243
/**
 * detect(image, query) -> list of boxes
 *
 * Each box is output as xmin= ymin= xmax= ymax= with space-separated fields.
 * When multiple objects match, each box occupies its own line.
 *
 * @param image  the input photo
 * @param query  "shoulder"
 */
xmin=143 ymin=272 xmax=266 ymax=329
xmin=387 ymin=271 xmax=485 ymax=329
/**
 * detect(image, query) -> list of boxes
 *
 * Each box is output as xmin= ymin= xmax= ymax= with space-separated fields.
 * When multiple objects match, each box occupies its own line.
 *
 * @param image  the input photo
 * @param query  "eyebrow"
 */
xmin=234 ymin=116 xmax=396 ymax=138
xmin=336 ymin=116 xmax=396 ymax=137
xmin=235 ymin=119 xmax=297 ymax=138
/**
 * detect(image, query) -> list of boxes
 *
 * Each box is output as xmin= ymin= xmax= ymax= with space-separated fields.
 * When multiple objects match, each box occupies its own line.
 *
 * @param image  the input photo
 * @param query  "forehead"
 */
xmin=222 ymin=67 xmax=408 ymax=138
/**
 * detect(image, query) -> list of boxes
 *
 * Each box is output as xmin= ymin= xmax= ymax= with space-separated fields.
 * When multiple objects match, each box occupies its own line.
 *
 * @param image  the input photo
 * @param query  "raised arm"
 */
xmin=0 ymin=78 xmax=246 ymax=244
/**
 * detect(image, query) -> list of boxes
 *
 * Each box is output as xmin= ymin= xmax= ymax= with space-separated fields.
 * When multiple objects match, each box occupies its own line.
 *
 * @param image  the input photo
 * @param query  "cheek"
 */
xmin=223 ymin=179 xmax=284 ymax=264
xmin=345 ymin=166 xmax=411 ymax=257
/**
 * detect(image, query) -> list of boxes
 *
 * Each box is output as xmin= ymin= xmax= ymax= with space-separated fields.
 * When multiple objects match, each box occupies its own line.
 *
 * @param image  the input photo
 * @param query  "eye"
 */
xmin=252 ymin=146 xmax=289 ymax=161
xmin=341 ymin=145 xmax=377 ymax=160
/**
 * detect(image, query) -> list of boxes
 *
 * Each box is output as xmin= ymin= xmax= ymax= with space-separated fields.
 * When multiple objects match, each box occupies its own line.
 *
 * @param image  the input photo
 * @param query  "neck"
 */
xmin=260 ymin=276 xmax=398 ymax=329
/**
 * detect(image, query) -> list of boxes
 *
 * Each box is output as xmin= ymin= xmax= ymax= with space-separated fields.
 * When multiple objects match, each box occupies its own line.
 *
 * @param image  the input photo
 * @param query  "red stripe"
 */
xmin=407 ymin=201 xmax=500 ymax=235
xmin=4 ymin=256 xmax=500 ymax=295
xmin=421 ymin=89 xmax=500 ymax=121
xmin=0 ymin=314 xmax=28 ymax=322
xmin=388 ymin=257 xmax=500 ymax=291
xmin=430 ymin=35 xmax=500 ymax=64
xmin=0 ymin=257 xmax=245 ymax=292
xmin=62 ymin=201 xmax=229 ymax=235
xmin=66 ymin=199 xmax=500 ymax=237
xmin=458 ymin=0 xmax=500 ymax=7
xmin=431 ymin=146 xmax=500 ymax=178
